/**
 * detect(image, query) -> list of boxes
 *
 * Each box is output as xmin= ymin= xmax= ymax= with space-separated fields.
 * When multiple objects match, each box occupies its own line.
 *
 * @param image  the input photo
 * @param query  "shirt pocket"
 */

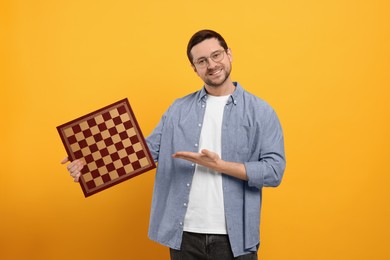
xmin=235 ymin=124 xmax=257 ymax=156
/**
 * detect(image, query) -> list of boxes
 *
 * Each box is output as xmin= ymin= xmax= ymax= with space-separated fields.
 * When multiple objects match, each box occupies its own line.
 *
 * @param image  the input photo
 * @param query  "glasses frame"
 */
xmin=192 ymin=49 xmax=227 ymax=69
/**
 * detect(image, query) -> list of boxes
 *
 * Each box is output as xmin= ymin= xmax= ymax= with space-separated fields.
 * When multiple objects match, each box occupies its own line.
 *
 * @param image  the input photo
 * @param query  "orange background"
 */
xmin=1 ymin=0 xmax=389 ymax=259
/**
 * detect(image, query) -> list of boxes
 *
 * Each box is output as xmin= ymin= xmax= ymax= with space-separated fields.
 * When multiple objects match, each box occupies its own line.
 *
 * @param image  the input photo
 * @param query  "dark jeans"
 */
xmin=170 ymin=232 xmax=258 ymax=260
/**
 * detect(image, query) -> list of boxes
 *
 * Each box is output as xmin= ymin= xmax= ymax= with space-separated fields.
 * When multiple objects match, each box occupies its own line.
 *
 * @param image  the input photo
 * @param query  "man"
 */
xmin=63 ymin=29 xmax=286 ymax=259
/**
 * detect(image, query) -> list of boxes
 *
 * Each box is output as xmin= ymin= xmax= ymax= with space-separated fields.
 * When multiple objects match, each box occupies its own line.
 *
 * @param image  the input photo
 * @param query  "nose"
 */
xmin=206 ymin=57 xmax=219 ymax=68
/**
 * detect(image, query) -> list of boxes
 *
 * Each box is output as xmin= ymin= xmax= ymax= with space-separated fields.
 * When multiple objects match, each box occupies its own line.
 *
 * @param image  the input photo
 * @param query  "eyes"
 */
xmin=193 ymin=50 xmax=226 ymax=68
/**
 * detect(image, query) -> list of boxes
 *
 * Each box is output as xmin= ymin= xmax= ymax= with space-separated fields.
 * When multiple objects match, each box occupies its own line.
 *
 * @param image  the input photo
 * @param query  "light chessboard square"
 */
xmin=57 ymin=98 xmax=156 ymax=197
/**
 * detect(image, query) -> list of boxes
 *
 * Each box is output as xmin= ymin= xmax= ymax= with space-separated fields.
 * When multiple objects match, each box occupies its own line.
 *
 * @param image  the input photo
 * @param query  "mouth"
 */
xmin=208 ymin=68 xmax=223 ymax=76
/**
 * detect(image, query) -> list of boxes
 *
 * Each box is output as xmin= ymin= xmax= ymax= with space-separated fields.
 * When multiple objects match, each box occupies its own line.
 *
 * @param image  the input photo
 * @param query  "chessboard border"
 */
xmin=57 ymin=98 xmax=156 ymax=197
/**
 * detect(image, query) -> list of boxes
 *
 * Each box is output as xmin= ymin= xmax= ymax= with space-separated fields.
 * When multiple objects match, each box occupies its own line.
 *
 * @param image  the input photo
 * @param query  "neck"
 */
xmin=204 ymin=80 xmax=235 ymax=96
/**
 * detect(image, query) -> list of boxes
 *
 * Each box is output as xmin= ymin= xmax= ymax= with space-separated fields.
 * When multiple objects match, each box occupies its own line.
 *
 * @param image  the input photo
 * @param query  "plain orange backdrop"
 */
xmin=1 ymin=0 xmax=389 ymax=259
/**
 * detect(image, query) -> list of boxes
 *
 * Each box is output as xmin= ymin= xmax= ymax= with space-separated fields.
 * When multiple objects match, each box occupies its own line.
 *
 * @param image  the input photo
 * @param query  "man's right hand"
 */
xmin=61 ymin=157 xmax=84 ymax=182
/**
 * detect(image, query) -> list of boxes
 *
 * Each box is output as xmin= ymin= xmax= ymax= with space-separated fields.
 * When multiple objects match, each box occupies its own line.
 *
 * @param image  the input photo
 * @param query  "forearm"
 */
xmin=216 ymin=160 xmax=248 ymax=181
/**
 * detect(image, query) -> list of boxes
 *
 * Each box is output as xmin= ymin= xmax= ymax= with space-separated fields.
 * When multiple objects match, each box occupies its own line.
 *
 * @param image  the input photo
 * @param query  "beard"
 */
xmin=203 ymin=63 xmax=232 ymax=88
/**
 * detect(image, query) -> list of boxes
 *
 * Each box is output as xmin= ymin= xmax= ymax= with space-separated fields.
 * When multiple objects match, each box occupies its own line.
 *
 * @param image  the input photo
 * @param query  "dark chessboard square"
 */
xmin=86 ymin=180 xmax=96 ymax=189
xmin=113 ymin=116 xmax=122 ymax=125
xmin=121 ymin=157 xmax=130 ymax=166
xmin=132 ymin=160 xmax=141 ymax=170
xmin=85 ymin=154 xmax=94 ymax=164
xmin=93 ymin=133 xmax=103 ymax=142
xmin=110 ymin=152 xmax=120 ymax=161
xmin=115 ymin=142 xmax=124 ymax=151
xmin=95 ymin=158 xmax=105 ymax=168
xmin=72 ymin=124 xmax=82 ymax=134
xmin=130 ymin=135 xmax=139 ymax=144
xmin=125 ymin=146 xmax=135 ymax=154
xmin=82 ymin=129 xmax=92 ymax=138
xmin=74 ymin=150 xmax=83 ymax=159
xmin=79 ymin=139 xmax=88 ymax=149
xmin=136 ymin=150 xmax=146 ymax=159
xmin=68 ymin=135 xmax=77 ymax=144
xmin=91 ymin=169 xmax=100 ymax=178
xmin=89 ymin=143 xmax=98 ymax=153
xmin=105 ymin=163 xmax=115 ymax=172
xmin=99 ymin=147 xmax=109 ymax=157
xmin=119 ymin=131 xmax=128 ymax=140
xmin=98 ymin=122 xmax=108 ymax=131
xmin=102 ymin=112 xmax=111 ymax=121
xmin=123 ymin=120 xmax=133 ymax=129
xmin=117 ymin=167 xmax=126 ymax=176
xmin=117 ymin=105 xmax=127 ymax=115
xmin=108 ymin=127 xmax=118 ymax=136
xmin=104 ymin=138 xmax=114 ymax=147
xmin=102 ymin=174 xmax=111 ymax=183
xmin=87 ymin=118 xmax=97 ymax=127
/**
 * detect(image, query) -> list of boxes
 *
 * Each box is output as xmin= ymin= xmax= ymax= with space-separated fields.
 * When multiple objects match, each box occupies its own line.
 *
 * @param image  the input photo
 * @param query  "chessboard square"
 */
xmin=93 ymin=133 xmax=103 ymax=142
xmin=109 ymin=108 xmax=120 ymax=118
xmin=101 ymin=174 xmax=111 ymax=183
xmin=87 ymin=118 xmax=97 ymax=127
xmin=83 ymin=172 xmax=93 ymax=182
xmin=132 ymin=160 xmax=141 ymax=170
xmin=101 ymin=129 xmax=110 ymax=139
xmin=104 ymin=137 xmax=114 ymax=147
xmin=113 ymin=160 xmax=123 ymax=169
xmin=89 ymin=143 xmax=98 ymax=153
xmin=132 ymin=142 xmax=142 ymax=152
xmin=105 ymin=163 xmax=115 ymax=172
xmin=78 ymin=139 xmax=88 ymax=149
xmin=75 ymin=132 xmax=85 ymax=141
xmin=124 ymin=164 xmax=134 ymax=173
xmin=79 ymin=121 xmax=89 ymax=131
xmin=72 ymin=124 xmax=82 ymax=134
xmin=95 ymin=158 xmax=105 ymax=168
xmin=116 ymin=123 xmax=125 ymax=133
xmin=127 ymin=128 xmax=136 ymax=138
xmin=92 ymin=151 xmax=101 ymax=161
xmin=105 ymin=119 xmax=115 ymax=129
xmin=91 ymin=169 xmax=100 ymax=178
xmin=82 ymin=164 xmax=90 ymax=173
xmin=118 ymin=149 xmax=127 ymax=159
xmin=111 ymin=134 xmax=121 ymax=144
xmin=86 ymin=136 xmax=95 ymax=146
xmin=98 ymin=122 xmax=108 ymax=132
xmin=103 ymin=155 xmax=112 ymax=165
xmin=119 ymin=131 xmax=128 ymax=140
xmin=123 ymin=120 xmax=133 ymax=129
xmin=114 ymin=142 xmax=124 ymax=151
xmin=95 ymin=114 xmax=104 ymax=124
xmin=125 ymin=145 xmax=135 ymax=154
xmin=64 ymin=127 xmax=74 ymax=137
xmin=94 ymin=177 xmax=104 ymax=187
xmin=130 ymin=135 xmax=139 ymax=145
xmin=96 ymin=140 xmax=106 ymax=150
xmin=136 ymin=150 xmax=146 ymax=159
xmin=117 ymin=167 xmax=127 ymax=177
xmin=120 ymin=113 xmax=130 ymax=122
xmin=113 ymin=116 xmax=122 ymax=125
xmin=68 ymin=135 xmax=77 ymax=144
xmin=129 ymin=153 xmax=138 ymax=163
xmin=108 ymin=127 xmax=118 ymax=136
xmin=107 ymin=144 xmax=117 ymax=155
xmin=109 ymin=171 xmax=119 ymax=180
xmin=86 ymin=180 xmax=96 ymax=189
xmin=110 ymin=152 xmax=120 ymax=161
xmin=85 ymin=154 xmax=94 ymax=164
xmin=88 ymin=161 xmax=97 ymax=171
xmin=117 ymin=105 xmax=127 ymax=115
xmin=122 ymin=138 xmax=131 ymax=148
xmin=82 ymin=129 xmax=93 ymax=138
xmin=139 ymin=157 xmax=149 ymax=167
xmin=81 ymin=146 xmax=91 ymax=156
xmin=74 ymin=150 xmax=83 ymax=159
xmin=90 ymin=125 xmax=100 ymax=135
xmin=102 ymin=111 xmax=112 ymax=121
xmin=99 ymin=147 xmax=109 ymax=157
xmin=121 ymin=157 xmax=131 ymax=166
xmin=70 ymin=142 xmax=81 ymax=152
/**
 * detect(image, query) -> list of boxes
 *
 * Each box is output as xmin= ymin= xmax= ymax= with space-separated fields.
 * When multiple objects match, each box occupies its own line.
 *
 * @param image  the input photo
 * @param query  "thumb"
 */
xmin=60 ymin=157 xmax=69 ymax=164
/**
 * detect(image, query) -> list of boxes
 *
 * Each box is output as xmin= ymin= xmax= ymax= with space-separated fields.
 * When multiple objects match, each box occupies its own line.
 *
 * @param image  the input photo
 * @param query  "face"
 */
xmin=190 ymin=38 xmax=233 ymax=88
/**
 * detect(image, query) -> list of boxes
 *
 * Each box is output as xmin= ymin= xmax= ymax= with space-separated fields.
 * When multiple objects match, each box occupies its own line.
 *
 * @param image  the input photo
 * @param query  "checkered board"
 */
xmin=57 ymin=98 xmax=155 ymax=197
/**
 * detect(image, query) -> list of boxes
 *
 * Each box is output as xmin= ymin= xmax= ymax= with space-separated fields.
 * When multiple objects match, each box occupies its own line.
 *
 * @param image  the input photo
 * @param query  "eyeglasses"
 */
xmin=193 ymin=49 xmax=226 ymax=68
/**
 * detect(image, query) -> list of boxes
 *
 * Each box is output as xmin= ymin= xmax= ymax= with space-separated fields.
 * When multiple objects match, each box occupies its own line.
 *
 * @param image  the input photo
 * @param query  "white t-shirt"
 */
xmin=183 ymin=94 xmax=230 ymax=234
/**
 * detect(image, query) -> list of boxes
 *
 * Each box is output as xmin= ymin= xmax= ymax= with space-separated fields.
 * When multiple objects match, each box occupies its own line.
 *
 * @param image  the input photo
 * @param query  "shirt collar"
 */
xmin=198 ymin=82 xmax=243 ymax=106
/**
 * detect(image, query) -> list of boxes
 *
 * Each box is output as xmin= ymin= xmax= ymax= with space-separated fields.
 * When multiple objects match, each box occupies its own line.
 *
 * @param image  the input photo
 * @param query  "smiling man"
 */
xmin=64 ymin=29 xmax=286 ymax=260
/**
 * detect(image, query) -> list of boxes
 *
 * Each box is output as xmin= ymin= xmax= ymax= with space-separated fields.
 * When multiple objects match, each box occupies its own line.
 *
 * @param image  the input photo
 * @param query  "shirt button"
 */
xmin=179 ymin=222 xmax=183 ymax=226
xmin=202 ymin=105 xmax=205 ymax=108
xmin=186 ymin=183 xmax=190 ymax=187
xmin=198 ymin=123 xmax=202 ymax=127
xmin=191 ymin=163 xmax=195 ymax=167
xmin=184 ymin=203 xmax=187 ymax=207
xmin=194 ymin=143 xmax=198 ymax=147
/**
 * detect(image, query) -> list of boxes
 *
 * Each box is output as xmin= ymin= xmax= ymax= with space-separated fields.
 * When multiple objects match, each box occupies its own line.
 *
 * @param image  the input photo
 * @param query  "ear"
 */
xmin=227 ymin=48 xmax=233 ymax=62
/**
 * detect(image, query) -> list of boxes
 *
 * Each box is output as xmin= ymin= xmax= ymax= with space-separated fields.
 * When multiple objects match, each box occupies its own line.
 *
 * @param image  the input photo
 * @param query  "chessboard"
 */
xmin=57 ymin=98 xmax=155 ymax=197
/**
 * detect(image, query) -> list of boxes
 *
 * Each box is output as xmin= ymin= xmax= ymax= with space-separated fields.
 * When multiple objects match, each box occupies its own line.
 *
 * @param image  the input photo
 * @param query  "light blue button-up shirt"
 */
xmin=146 ymin=82 xmax=286 ymax=257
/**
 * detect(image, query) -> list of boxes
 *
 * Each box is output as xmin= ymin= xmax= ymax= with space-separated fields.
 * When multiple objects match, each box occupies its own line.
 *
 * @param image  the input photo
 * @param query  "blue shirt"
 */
xmin=146 ymin=82 xmax=286 ymax=257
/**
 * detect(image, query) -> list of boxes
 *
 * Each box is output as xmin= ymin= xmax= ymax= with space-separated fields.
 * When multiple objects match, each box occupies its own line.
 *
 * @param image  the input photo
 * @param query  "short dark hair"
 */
xmin=187 ymin=29 xmax=229 ymax=65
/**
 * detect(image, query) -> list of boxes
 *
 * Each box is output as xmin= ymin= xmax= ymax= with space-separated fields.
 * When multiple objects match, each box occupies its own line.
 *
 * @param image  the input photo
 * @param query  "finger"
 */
xmin=74 ymin=172 xmax=81 ymax=182
xmin=60 ymin=157 xmax=69 ymax=164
